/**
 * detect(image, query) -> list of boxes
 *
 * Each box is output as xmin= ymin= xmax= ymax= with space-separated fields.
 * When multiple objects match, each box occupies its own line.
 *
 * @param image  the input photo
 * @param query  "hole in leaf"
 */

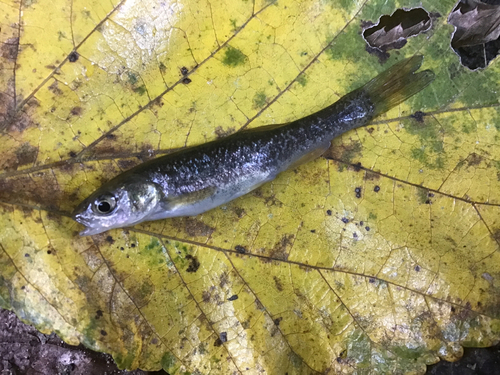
xmin=363 ymin=8 xmax=432 ymax=52
xmin=448 ymin=0 xmax=500 ymax=70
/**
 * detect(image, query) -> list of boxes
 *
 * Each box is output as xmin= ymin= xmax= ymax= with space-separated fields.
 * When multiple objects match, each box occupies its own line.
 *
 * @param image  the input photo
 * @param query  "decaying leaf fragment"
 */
xmin=448 ymin=0 xmax=500 ymax=69
xmin=363 ymin=8 xmax=432 ymax=52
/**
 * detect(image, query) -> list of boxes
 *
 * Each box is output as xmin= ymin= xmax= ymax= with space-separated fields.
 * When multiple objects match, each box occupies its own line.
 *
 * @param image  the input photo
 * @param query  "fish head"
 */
xmin=72 ymin=176 xmax=162 ymax=236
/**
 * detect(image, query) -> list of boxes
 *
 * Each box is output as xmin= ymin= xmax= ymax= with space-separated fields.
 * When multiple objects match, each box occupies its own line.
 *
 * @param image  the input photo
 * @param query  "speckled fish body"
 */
xmin=122 ymin=91 xmax=372 ymax=215
xmin=73 ymin=56 xmax=434 ymax=235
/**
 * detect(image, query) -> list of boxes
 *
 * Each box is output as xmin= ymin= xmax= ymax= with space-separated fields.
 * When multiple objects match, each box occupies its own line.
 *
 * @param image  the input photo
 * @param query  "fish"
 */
xmin=73 ymin=55 xmax=434 ymax=236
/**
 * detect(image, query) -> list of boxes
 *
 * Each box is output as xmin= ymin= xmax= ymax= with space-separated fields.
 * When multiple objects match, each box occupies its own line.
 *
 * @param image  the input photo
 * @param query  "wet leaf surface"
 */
xmin=1 ymin=0 xmax=500 ymax=373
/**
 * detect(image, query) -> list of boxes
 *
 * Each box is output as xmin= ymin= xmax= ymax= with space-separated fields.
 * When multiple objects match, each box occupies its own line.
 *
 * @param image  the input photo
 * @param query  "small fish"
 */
xmin=73 ymin=56 xmax=434 ymax=236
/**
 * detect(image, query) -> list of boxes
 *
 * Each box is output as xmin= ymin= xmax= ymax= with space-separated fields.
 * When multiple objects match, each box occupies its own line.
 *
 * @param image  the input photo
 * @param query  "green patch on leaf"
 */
xmin=325 ymin=27 xmax=374 ymax=91
xmin=411 ymin=148 xmax=427 ymax=164
xmin=411 ymin=147 xmax=445 ymax=170
xmin=253 ymin=91 xmax=267 ymax=108
xmin=404 ymin=119 xmax=444 ymax=152
xmin=114 ymin=352 xmax=136 ymax=370
xmin=145 ymin=238 xmax=161 ymax=251
xmin=296 ymin=73 xmax=307 ymax=87
xmin=230 ymin=19 xmax=238 ymax=31
xmin=133 ymin=85 xmax=147 ymax=95
xmin=127 ymin=72 xmax=139 ymax=86
xmin=80 ymin=318 xmax=99 ymax=348
xmin=222 ymin=46 xmax=246 ymax=67
xmin=416 ymin=187 xmax=429 ymax=205
xmin=346 ymin=329 xmax=371 ymax=367
xmin=288 ymin=351 xmax=303 ymax=368
xmin=161 ymin=352 xmax=177 ymax=371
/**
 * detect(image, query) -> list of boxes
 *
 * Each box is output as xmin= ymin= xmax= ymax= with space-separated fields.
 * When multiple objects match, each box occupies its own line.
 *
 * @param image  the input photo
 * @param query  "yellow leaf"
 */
xmin=1 ymin=0 xmax=500 ymax=373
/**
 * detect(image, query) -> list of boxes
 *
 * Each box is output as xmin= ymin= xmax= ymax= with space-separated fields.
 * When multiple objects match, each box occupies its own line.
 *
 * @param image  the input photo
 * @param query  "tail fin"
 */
xmin=362 ymin=55 xmax=435 ymax=116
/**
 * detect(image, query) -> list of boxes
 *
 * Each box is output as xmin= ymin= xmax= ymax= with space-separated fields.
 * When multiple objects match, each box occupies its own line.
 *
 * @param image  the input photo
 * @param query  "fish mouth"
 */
xmin=73 ymin=211 xmax=90 ymax=226
xmin=79 ymin=226 xmax=107 ymax=236
xmin=73 ymin=211 xmax=104 ymax=236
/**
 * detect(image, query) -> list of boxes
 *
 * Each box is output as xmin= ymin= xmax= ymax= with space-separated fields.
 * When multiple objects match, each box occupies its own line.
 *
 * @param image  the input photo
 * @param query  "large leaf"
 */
xmin=1 ymin=0 xmax=500 ymax=373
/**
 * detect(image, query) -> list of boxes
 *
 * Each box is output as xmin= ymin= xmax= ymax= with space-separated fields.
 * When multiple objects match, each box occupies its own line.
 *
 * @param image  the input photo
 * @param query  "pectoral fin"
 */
xmin=146 ymin=185 xmax=218 ymax=221
xmin=288 ymin=141 xmax=331 ymax=170
xmin=174 ymin=186 xmax=218 ymax=206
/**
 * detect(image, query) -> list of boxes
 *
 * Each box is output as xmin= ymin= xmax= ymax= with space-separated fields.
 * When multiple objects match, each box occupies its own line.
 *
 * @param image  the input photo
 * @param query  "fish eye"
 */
xmin=93 ymin=194 xmax=116 ymax=215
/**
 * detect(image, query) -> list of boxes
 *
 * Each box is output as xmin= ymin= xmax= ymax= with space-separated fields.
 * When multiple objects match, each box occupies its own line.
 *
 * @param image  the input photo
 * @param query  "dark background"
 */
xmin=1 ymin=308 xmax=499 ymax=375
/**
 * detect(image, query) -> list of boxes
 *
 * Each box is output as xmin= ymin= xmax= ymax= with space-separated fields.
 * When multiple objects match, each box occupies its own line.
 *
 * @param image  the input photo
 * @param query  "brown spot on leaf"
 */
xmin=91 ymin=138 xmax=122 ymax=157
xmin=1 ymin=38 xmax=19 ymax=61
xmin=467 ymin=152 xmax=483 ymax=166
xmin=364 ymin=171 xmax=380 ymax=181
xmin=252 ymin=190 xmax=282 ymax=207
xmin=202 ymin=290 xmax=211 ymax=303
xmin=255 ymin=299 xmax=264 ymax=310
xmin=14 ymin=142 xmax=38 ymax=167
xmin=273 ymin=276 xmax=284 ymax=292
xmin=323 ymin=141 xmax=362 ymax=169
xmin=117 ymin=159 xmax=140 ymax=170
xmin=59 ymin=160 xmax=76 ymax=173
xmin=183 ymin=218 xmax=215 ymax=237
xmin=491 ymin=229 xmax=500 ymax=244
xmin=232 ymin=206 xmax=246 ymax=218
xmin=214 ymin=126 xmax=235 ymax=138
xmin=0 ymin=174 xmax=62 ymax=210
xmin=455 ymin=302 xmax=476 ymax=321
xmin=269 ymin=234 xmax=294 ymax=261
xmin=137 ymin=143 xmax=156 ymax=161
xmin=70 ymin=106 xmax=82 ymax=116
xmin=0 ymin=80 xmax=38 ymax=135
xmin=48 ymin=80 xmax=63 ymax=95
xmin=125 ymin=278 xmax=154 ymax=309
xmin=186 ymin=254 xmax=200 ymax=273
xmin=74 ymin=275 xmax=93 ymax=294
xmin=219 ymin=271 xmax=229 ymax=288
xmin=365 ymin=45 xmax=390 ymax=64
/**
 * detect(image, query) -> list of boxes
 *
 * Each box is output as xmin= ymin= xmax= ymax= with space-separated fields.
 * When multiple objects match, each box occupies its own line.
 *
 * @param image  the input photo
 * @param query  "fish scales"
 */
xmin=145 ymin=89 xmax=372 ymax=197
